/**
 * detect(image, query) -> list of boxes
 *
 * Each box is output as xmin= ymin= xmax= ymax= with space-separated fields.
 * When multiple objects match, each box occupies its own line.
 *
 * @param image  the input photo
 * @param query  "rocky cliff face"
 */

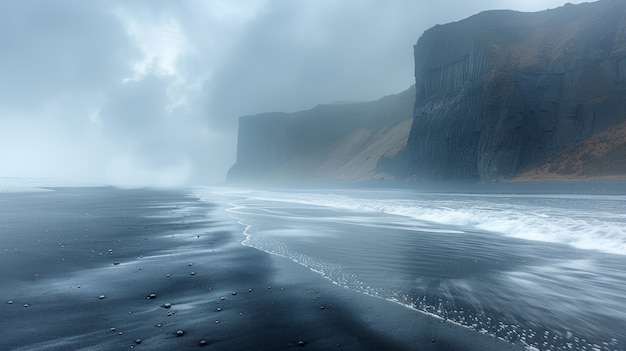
xmin=229 ymin=0 xmax=626 ymax=184
xmin=227 ymin=87 xmax=414 ymax=182
xmin=388 ymin=0 xmax=626 ymax=181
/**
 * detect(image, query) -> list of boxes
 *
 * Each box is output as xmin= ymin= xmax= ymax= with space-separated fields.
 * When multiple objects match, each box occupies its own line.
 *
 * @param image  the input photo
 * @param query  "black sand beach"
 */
xmin=0 ymin=187 xmax=523 ymax=350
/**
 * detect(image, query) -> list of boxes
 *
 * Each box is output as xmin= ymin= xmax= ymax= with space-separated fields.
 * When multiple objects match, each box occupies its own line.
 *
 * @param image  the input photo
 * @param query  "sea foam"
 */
xmin=228 ymin=189 xmax=626 ymax=256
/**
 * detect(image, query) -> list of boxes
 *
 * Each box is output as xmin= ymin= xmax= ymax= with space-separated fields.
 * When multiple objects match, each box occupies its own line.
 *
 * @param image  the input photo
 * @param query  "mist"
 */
xmin=0 ymin=0 xmax=587 ymax=187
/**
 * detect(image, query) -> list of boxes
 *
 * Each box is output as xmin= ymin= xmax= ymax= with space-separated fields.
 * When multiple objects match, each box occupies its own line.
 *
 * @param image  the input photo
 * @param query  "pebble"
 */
xmin=319 ymin=306 xmax=325 ymax=310
xmin=163 ymin=303 xmax=172 ymax=309
xmin=7 ymin=300 xmax=13 ymax=304
xmin=190 ymin=271 xmax=196 ymax=276
xmin=232 ymin=291 xmax=237 ymax=296
xmin=23 ymin=304 xmax=29 ymax=308
xmin=176 ymin=330 xmax=185 ymax=337
xmin=155 ymin=324 xmax=162 ymax=328
xmin=199 ymin=340 xmax=208 ymax=346
xmin=166 ymin=274 xmax=171 ymax=278
xmin=98 ymin=295 xmax=106 ymax=300
xmin=147 ymin=293 xmax=157 ymax=299
xmin=298 ymin=340 xmax=306 ymax=346
xmin=113 ymin=262 xmax=120 ymax=265
xmin=188 ymin=263 xmax=193 ymax=266
xmin=110 ymin=327 xmax=116 ymax=332
xmin=248 ymin=289 xmax=253 ymax=293
xmin=216 ymin=307 xmax=222 ymax=312
xmin=135 ymin=338 xmax=142 ymax=344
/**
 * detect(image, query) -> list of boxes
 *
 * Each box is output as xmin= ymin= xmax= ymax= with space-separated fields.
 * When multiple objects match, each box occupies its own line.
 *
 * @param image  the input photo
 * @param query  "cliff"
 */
xmin=227 ymin=86 xmax=414 ymax=182
xmin=387 ymin=0 xmax=626 ymax=181
xmin=229 ymin=0 xmax=626 ymax=184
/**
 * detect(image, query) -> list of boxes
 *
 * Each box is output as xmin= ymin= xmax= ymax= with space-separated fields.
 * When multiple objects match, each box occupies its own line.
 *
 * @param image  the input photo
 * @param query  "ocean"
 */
xmin=204 ymin=182 xmax=626 ymax=351
xmin=1 ymin=179 xmax=624 ymax=350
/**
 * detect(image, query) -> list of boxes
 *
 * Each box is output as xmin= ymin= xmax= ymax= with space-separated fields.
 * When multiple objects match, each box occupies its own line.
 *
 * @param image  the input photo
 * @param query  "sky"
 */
xmin=0 ymin=0 xmax=588 ymax=187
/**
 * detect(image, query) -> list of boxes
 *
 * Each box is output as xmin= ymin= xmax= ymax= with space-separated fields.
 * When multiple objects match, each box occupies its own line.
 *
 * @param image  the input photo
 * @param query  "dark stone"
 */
xmin=391 ymin=0 xmax=626 ymax=181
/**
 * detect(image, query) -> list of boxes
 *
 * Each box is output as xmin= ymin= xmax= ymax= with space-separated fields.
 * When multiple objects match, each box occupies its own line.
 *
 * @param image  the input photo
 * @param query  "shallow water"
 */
xmin=206 ymin=184 xmax=626 ymax=351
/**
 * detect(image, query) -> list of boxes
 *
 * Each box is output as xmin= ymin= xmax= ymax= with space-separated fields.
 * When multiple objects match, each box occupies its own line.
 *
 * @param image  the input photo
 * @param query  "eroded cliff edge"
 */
xmin=385 ymin=0 xmax=626 ymax=181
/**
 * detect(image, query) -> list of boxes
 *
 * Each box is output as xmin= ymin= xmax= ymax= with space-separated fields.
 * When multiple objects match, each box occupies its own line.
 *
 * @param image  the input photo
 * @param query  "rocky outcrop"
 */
xmin=386 ymin=0 xmax=626 ymax=181
xmin=227 ymin=86 xmax=414 ymax=182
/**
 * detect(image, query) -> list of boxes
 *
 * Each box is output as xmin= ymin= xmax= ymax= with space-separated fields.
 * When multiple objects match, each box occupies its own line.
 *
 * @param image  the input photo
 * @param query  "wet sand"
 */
xmin=0 ymin=187 xmax=523 ymax=350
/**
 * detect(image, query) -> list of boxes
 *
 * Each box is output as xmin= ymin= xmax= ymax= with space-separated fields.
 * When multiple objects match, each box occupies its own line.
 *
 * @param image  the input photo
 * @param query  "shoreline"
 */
xmin=1 ymin=187 xmax=524 ymax=350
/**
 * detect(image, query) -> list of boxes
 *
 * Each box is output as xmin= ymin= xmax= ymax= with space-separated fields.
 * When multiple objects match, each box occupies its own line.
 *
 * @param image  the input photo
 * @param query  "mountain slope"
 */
xmin=515 ymin=121 xmax=626 ymax=180
xmin=227 ymin=86 xmax=414 ymax=182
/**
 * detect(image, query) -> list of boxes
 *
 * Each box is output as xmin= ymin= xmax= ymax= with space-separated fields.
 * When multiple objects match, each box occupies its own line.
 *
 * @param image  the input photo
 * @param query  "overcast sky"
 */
xmin=0 ymin=0 xmax=588 ymax=187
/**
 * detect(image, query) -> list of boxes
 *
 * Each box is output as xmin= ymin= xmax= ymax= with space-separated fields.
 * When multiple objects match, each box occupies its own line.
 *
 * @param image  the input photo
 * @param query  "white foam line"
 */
xmin=226 ymin=202 xmax=524 ymax=348
xmin=227 ymin=190 xmax=626 ymax=256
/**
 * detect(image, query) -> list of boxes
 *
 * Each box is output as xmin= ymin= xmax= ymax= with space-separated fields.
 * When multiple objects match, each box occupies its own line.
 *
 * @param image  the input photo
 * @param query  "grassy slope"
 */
xmin=514 ymin=121 xmax=626 ymax=180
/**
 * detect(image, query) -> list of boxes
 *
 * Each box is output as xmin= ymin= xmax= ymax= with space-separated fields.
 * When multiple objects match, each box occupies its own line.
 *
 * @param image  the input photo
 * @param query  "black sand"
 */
xmin=0 ymin=187 xmax=523 ymax=350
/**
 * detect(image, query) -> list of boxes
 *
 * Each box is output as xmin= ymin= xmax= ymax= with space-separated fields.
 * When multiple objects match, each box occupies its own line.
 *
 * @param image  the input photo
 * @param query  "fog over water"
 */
xmin=0 ymin=0 xmax=586 ymax=187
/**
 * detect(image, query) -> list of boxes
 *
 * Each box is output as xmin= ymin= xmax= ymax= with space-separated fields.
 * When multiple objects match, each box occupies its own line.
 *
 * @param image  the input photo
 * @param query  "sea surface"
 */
xmin=202 ymin=182 xmax=626 ymax=351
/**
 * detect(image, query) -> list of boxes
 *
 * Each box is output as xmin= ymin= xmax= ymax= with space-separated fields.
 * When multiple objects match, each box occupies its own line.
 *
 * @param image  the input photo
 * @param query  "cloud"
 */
xmin=0 ymin=0 xmax=587 ymax=186
xmin=0 ymin=0 xmax=136 ymax=111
